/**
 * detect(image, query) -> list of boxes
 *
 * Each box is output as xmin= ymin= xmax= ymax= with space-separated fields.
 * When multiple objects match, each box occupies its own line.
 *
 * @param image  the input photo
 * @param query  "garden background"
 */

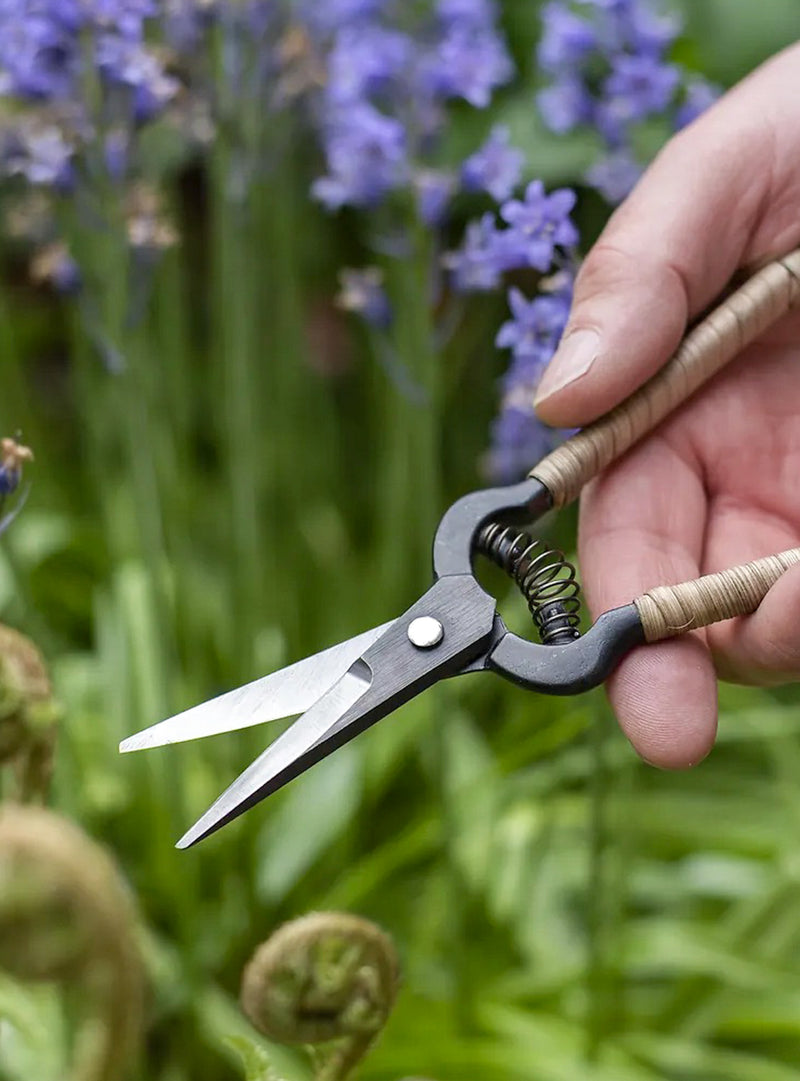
xmin=1 ymin=1 xmax=800 ymax=1079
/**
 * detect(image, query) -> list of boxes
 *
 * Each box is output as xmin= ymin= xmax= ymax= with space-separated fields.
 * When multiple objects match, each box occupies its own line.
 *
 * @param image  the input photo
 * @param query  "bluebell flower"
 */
xmin=104 ymin=129 xmax=129 ymax=181
xmin=676 ymin=78 xmax=720 ymax=129
xmin=603 ymin=53 xmax=680 ymax=126
xmin=496 ymin=287 xmax=571 ymax=367
xmin=436 ymin=0 xmax=500 ymax=29
xmin=414 ymin=170 xmax=455 ymax=226
xmin=461 ymin=126 xmax=524 ymax=203
xmin=308 ymin=0 xmax=514 ymax=219
xmin=486 ymin=401 xmax=553 ymax=484
xmin=446 ymin=178 xmax=578 ymax=292
xmin=336 ymin=267 xmax=392 ymax=329
xmin=443 ymin=212 xmax=503 ymax=293
xmin=326 ymin=24 xmax=412 ymax=106
xmin=0 ymin=0 xmax=178 ymax=117
xmin=538 ymin=1 xmax=596 ymax=72
xmin=537 ymin=75 xmax=592 ymax=133
xmin=487 ymin=277 xmax=573 ymax=482
xmin=297 ymin=0 xmax=387 ymax=36
xmin=499 ymin=181 xmax=578 ymax=271
xmin=585 ymin=148 xmax=642 ymax=202
xmin=536 ymin=0 xmax=716 ymax=202
xmin=1 ymin=120 xmax=74 ymax=188
xmin=95 ymin=35 xmax=179 ymax=120
xmin=311 ymin=102 xmax=408 ymax=209
xmin=423 ymin=21 xmax=513 ymax=107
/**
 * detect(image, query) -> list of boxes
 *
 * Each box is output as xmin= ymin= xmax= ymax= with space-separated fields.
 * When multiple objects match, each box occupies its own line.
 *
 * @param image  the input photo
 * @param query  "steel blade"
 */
xmin=119 ymin=621 xmax=393 ymax=753
xmin=176 ymin=661 xmax=372 ymax=848
xmin=175 ymin=575 xmax=498 ymax=848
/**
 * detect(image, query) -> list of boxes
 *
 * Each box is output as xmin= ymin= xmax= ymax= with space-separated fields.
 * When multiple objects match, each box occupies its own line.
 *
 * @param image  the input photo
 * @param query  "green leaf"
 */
xmin=0 ymin=976 xmax=67 ymax=1081
xmin=255 ymin=742 xmax=362 ymax=902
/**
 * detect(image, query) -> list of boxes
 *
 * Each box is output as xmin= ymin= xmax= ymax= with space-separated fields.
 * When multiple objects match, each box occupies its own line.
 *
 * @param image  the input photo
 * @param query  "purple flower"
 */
xmin=603 ymin=53 xmax=680 ymax=124
xmin=496 ymin=287 xmax=570 ymax=367
xmin=536 ymin=0 xmax=712 ymax=203
xmin=299 ymin=0 xmax=387 ymax=36
xmin=436 ymin=0 xmax=499 ymax=28
xmin=486 ymin=401 xmax=553 ymax=483
xmin=0 ymin=0 xmax=178 ymax=126
xmin=424 ymin=23 xmax=513 ymax=107
xmin=309 ymin=0 xmax=514 ymax=219
xmin=676 ymin=78 xmax=720 ymax=129
xmin=500 ymin=181 xmax=578 ymax=271
xmin=538 ymin=2 xmax=596 ymax=72
xmin=443 ymin=212 xmax=503 ymax=292
xmin=325 ymin=24 xmax=412 ymax=106
xmin=312 ymin=102 xmax=408 ymax=209
xmin=537 ymin=76 xmax=592 ymax=133
xmin=414 ymin=170 xmax=455 ymax=226
xmin=95 ymin=34 xmax=179 ymax=120
xmin=461 ymin=126 xmax=524 ymax=203
xmin=104 ymin=128 xmax=129 ymax=180
xmin=585 ymin=148 xmax=642 ymax=202
xmin=0 ymin=5 xmax=78 ymax=100
xmin=1 ymin=121 xmax=73 ymax=187
xmin=626 ymin=3 xmax=682 ymax=53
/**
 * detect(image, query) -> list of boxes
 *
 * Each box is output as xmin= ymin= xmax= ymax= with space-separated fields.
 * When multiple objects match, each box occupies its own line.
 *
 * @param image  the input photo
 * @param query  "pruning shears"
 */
xmin=121 ymin=250 xmax=800 ymax=849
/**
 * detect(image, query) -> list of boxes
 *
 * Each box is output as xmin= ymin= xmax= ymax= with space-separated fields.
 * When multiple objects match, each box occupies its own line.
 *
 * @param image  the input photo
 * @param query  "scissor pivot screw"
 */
xmin=407 ymin=617 xmax=444 ymax=649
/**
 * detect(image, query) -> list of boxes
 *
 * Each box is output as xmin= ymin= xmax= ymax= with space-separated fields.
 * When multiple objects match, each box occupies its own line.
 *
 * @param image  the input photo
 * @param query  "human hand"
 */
xmin=533 ymin=43 xmax=800 ymax=768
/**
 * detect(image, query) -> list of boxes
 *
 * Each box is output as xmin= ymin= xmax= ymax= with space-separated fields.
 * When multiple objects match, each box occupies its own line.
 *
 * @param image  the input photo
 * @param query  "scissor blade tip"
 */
xmin=176 ymin=817 xmax=216 ymax=849
xmin=119 ymin=731 xmax=162 ymax=753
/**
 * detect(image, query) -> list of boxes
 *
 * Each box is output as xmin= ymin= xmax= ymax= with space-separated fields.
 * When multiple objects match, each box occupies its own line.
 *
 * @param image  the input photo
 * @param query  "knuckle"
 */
xmin=571 ymin=239 xmax=690 ymax=326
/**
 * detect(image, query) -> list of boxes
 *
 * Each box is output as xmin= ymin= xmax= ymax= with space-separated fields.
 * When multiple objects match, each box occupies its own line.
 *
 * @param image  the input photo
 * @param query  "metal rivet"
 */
xmin=407 ymin=616 xmax=444 ymax=649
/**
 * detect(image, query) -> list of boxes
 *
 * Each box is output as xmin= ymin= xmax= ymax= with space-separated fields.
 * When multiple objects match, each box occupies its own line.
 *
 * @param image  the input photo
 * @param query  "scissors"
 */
xmin=121 ymin=251 xmax=800 ymax=849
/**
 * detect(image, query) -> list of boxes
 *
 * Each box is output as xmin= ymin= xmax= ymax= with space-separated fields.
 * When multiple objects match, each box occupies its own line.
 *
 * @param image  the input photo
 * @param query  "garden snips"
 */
xmin=121 ymin=250 xmax=800 ymax=849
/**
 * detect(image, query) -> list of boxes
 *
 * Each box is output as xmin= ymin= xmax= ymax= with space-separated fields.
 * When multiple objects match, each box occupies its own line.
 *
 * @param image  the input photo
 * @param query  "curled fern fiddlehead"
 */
xmin=0 ymin=624 xmax=60 ymax=802
xmin=0 ymin=805 xmax=144 ymax=1081
xmin=241 ymin=912 xmax=399 ymax=1081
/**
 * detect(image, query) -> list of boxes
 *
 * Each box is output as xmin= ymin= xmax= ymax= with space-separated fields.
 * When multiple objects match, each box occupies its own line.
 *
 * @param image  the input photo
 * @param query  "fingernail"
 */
xmin=534 ymin=328 xmax=601 ymax=406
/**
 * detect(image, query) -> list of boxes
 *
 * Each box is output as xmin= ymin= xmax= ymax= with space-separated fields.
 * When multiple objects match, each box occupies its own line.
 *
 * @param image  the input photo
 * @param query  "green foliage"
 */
xmin=1 ymin=3 xmax=800 ymax=1080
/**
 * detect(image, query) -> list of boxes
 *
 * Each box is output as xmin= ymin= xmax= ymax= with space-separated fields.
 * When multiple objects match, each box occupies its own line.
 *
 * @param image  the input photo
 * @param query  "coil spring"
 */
xmin=476 ymin=522 xmax=582 ymax=645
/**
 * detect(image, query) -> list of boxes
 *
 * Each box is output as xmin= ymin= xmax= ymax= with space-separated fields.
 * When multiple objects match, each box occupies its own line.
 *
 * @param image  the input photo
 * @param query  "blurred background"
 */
xmin=1 ymin=1 xmax=800 ymax=1079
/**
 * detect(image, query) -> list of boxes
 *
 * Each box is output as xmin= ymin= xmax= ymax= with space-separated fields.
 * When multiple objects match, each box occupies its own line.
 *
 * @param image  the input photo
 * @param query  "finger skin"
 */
xmin=703 ymin=501 xmax=800 ymax=685
xmin=675 ymin=341 xmax=800 ymax=685
xmin=579 ymin=436 xmax=718 ymax=768
xmin=534 ymin=42 xmax=800 ymax=428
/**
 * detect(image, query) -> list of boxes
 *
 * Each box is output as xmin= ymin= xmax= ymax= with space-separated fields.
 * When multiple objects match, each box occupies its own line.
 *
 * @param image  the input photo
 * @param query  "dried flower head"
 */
xmin=125 ymin=182 xmax=179 ymax=251
xmin=0 ymin=437 xmax=33 ymax=496
xmin=277 ymin=24 xmax=326 ymax=100
xmin=30 ymin=240 xmax=81 ymax=292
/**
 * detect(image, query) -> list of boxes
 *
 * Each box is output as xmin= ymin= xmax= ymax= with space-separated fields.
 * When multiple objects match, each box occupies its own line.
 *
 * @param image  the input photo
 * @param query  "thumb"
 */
xmin=534 ymin=43 xmax=800 ymax=428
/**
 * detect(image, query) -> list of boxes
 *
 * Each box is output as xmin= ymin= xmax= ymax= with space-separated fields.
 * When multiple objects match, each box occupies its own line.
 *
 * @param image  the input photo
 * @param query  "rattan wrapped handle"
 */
xmin=531 ymin=250 xmax=800 ymax=507
xmin=529 ymin=249 xmax=800 ymax=638
xmin=634 ymin=548 xmax=800 ymax=642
